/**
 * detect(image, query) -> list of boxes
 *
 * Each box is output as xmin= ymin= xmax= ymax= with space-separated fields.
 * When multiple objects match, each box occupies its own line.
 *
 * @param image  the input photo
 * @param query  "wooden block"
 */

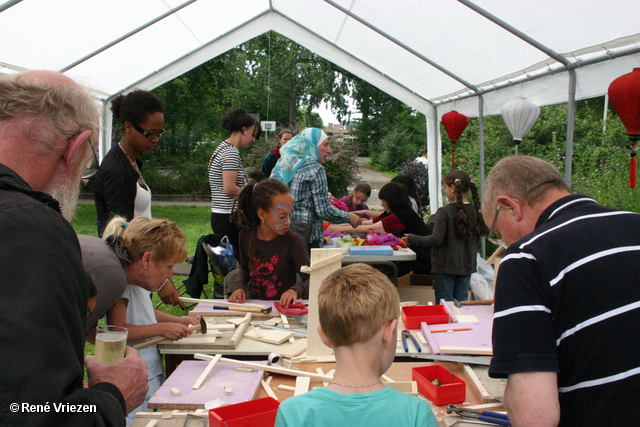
xmin=170 ymin=387 xmax=181 ymax=396
xmin=243 ymin=328 xmax=293 ymax=345
xmin=225 ymin=386 xmax=233 ymax=396
xmin=462 ymin=363 xmax=490 ymax=402
xmin=145 ymin=420 xmax=158 ymax=427
xmin=206 ymin=323 xmax=236 ymax=330
xmin=294 ymin=376 xmax=311 ymax=396
xmin=236 ymin=367 xmax=254 ymax=373
xmin=265 ymin=376 xmax=273 ymax=385
xmin=279 ymin=339 xmax=308 ymax=359
xmin=261 ymin=379 xmax=278 ymax=400
xmin=254 ymin=327 xmax=263 ymax=337
xmin=277 ymin=384 xmax=296 ymax=392
xmin=381 ymin=374 xmax=394 ymax=383
xmin=230 ymin=313 xmax=252 ymax=346
xmin=162 ymin=412 xmax=172 ymax=419
xmin=192 ymin=354 xmax=222 ymax=389
xmin=307 ymin=249 xmax=342 ymax=357
xmin=315 ymin=367 xmax=325 ymax=376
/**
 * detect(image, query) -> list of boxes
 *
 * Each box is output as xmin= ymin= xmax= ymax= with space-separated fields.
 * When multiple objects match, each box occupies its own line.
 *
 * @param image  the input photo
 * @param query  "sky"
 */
xmin=314 ymin=101 xmax=361 ymax=126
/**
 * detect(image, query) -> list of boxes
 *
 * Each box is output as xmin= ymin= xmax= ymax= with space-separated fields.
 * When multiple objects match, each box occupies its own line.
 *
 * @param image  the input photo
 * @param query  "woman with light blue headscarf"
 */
xmin=271 ymin=128 xmax=360 ymax=248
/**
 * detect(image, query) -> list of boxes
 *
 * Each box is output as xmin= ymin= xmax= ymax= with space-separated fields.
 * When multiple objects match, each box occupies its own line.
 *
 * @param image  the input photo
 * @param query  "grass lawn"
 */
xmin=72 ymin=204 xmax=217 ymax=358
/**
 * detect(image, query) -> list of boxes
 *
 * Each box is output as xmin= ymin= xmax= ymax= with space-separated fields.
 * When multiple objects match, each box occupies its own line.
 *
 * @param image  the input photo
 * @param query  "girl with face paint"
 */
xmin=229 ymin=179 xmax=310 ymax=307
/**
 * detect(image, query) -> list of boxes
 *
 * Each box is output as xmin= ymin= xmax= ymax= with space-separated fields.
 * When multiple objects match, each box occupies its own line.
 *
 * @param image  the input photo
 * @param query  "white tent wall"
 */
xmin=2 ymin=0 xmax=640 ymax=211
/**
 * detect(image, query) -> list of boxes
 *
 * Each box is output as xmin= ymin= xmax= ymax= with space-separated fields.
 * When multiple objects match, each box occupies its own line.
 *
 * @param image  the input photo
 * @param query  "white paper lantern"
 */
xmin=501 ymin=98 xmax=540 ymax=149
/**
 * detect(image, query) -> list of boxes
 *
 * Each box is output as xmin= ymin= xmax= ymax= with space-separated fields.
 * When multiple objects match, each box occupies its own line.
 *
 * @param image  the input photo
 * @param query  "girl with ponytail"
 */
xmin=403 ymin=170 xmax=488 ymax=303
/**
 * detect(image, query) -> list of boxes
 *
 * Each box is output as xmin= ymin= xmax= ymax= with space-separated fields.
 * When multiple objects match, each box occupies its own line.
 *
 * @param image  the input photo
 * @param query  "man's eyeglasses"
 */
xmin=486 ymin=204 xmax=505 ymax=247
xmin=65 ymin=131 xmax=100 ymax=179
xmin=132 ymin=123 xmax=165 ymax=140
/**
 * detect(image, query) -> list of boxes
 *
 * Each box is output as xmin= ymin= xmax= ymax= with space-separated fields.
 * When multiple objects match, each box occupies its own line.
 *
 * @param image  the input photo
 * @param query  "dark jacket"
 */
xmin=0 ymin=163 xmax=125 ymax=426
xmin=94 ymin=145 xmax=141 ymax=236
xmin=408 ymin=202 xmax=479 ymax=275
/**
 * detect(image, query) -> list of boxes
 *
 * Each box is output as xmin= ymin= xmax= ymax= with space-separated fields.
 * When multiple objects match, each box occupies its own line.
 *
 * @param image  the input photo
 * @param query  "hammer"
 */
xmin=132 ymin=317 xmax=207 ymax=350
xmin=454 ymin=298 xmax=493 ymax=307
xmin=213 ymin=305 xmax=273 ymax=315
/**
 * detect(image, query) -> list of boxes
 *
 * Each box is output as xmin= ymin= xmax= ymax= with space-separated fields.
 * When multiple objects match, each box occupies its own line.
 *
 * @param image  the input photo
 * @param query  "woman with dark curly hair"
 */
xmin=208 ymin=108 xmax=261 ymax=253
xmin=94 ymin=90 xmax=165 ymax=236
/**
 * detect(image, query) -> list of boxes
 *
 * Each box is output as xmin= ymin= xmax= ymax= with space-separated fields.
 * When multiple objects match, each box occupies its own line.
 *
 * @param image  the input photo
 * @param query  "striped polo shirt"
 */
xmin=489 ymin=194 xmax=640 ymax=425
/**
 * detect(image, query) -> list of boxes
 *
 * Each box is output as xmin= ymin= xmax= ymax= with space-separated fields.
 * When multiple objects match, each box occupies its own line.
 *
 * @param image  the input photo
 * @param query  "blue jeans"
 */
xmin=434 ymin=274 xmax=471 ymax=304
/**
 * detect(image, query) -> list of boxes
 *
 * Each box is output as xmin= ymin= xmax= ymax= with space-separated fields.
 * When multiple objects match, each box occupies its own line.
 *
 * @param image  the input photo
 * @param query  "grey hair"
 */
xmin=483 ymin=155 xmax=570 ymax=209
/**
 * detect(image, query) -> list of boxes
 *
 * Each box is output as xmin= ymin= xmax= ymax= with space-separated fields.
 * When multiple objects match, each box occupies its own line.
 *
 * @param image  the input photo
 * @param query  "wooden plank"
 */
xmin=230 ymin=313 xmax=252 ymax=347
xmin=279 ymin=339 xmax=308 ymax=359
xmin=300 ymin=252 xmax=344 ymax=273
xmin=243 ymin=328 xmax=293 ymax=345
xmin=294 ymin=376 xmax=311 ymax=396
xmin=261 ymin=379 xmax=279 ymax=400
xmin=179 ymin=297 xmax=268 ymax=310
xmin=280 ymin=313 xmax=296 ymax=343
xmin=462 ymin=363 xmax=491 ymax=403
xmin=307 ymin=248 xmax=342 ymax=357
xmin=192 ymin=354 xmax=222 ymax=389
xmin=194 ymin=353 xmax=333 ymax=381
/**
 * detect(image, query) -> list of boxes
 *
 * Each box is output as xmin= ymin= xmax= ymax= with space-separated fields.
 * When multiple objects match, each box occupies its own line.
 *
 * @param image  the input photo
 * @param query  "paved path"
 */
xmin=352 ymin=157 xmax=390 ymax=210
xmin=80 ymin=157 xmax=390 ymax=209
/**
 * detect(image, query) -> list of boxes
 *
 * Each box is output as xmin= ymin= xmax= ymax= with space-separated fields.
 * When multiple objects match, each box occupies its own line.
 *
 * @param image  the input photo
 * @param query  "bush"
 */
xmin=370 ymin=127 xmax=423 ymax=171
xmin=323 ymin=137 xmax=360 ymax=197
xmin=397 ymin=160 xmax=429 ymax=207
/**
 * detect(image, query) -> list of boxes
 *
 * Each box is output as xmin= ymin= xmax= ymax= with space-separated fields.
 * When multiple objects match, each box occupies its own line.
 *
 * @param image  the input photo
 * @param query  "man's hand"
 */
xmin=85 ymin=347 xmax=149 ymax=415
xmin=158 ymin=279 xmax=185 ymax=309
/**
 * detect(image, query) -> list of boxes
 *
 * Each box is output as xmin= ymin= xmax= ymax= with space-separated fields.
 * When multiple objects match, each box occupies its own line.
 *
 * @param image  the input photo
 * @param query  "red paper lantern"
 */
xmin=608 ymin=68 xmax=640 ymax=189
xmin=442 ymin=111 xmax=469 ymax=168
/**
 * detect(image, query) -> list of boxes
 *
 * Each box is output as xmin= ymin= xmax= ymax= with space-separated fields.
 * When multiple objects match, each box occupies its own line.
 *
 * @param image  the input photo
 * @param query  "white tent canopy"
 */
xmin=2 ymin=0 xmax=640 ymax=208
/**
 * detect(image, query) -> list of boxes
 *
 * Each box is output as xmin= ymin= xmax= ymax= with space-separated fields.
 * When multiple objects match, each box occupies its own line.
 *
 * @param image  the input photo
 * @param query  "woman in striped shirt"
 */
xmin=208 ymin=108 xmax=261 ymax=254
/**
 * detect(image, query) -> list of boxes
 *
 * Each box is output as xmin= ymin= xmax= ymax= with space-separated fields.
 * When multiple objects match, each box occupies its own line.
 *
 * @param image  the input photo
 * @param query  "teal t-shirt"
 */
xmin=275 ymin=386 xmax=438 ymax=427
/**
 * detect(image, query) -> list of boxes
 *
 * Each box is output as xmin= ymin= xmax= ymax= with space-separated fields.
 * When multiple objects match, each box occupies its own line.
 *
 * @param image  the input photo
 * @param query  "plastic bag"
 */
xmin=471 ymin=253 xmax=495 ymax=300
xmin=210 ymin=236 xmax=236 ymax=275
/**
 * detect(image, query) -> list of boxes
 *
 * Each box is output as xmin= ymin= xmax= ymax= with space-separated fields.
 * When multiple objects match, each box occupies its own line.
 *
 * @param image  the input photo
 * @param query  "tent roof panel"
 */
xmin=1 ymin=0 xmax=639 ymax=118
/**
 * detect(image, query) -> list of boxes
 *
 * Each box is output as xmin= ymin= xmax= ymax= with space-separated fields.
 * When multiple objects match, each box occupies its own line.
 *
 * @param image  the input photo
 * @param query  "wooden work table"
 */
xmin=132 ymin=360 xmax=505 ymax=427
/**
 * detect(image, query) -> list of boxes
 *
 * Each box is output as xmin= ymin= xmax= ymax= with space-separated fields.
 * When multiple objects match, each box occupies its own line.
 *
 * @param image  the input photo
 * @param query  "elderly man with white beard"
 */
xmin=0 ymin=70 xmax=148 ymax=427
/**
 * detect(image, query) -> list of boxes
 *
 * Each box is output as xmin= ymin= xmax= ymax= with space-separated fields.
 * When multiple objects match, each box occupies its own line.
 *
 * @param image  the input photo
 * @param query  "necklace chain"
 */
xmin=327 ymin=380 xmax=382 ymax=388
xmin=119 ymin=143 xmax=148 ymax=189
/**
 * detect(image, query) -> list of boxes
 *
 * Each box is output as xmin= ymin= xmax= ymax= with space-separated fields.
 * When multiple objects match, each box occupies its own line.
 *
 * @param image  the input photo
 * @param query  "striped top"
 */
xmin=208 ymin=141 xmax=245 ymax=214
xmin=489 ymin=194 xmax=640 ymax=425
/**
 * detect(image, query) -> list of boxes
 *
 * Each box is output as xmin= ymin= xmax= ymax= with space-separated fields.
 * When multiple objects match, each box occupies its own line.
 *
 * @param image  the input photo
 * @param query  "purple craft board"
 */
xmin=148 ymin=360 xmax=266 ymax=409
xmin=420 ymin=302 xmax=494 ymax=355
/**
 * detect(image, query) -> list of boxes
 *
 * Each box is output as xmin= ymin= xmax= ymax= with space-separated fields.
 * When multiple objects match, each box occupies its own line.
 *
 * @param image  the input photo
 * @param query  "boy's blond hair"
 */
xmin=319 ymin=263 xmax=400 ymax=347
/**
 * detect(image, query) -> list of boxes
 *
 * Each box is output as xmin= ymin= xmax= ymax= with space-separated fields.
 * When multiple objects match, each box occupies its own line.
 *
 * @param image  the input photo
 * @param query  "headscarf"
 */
xmin=271 ymin=128 xmax=328 ymax=185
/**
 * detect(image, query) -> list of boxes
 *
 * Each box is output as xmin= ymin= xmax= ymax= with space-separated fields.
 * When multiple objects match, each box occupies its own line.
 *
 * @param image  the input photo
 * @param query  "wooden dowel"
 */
xmin=132 ymin=323 xmax=201 ymax=350
xmin=179 ymin=297 xmax=268 ymax=310
xmin=192 ymin=354 xmax=222 ymax=389
xmin=194 ymin=353 xmax=333 ymax=381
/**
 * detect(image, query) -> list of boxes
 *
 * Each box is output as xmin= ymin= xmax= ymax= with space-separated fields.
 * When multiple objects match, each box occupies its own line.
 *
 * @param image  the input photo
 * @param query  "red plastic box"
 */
xmin=412 ymin=365 xmax=466 ymax=406
xmin=209 ymin=397 xmax=280 ymax=427
xmin=401 ymin=305 xmax=449 ymax=329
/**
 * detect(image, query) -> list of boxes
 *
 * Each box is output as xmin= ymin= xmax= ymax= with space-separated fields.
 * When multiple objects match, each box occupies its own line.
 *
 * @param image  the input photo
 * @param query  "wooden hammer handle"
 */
xmin=459 ymin=300 xmax=493 ymax=305
xmin=132 ymin=323 xmax=201 ymax=350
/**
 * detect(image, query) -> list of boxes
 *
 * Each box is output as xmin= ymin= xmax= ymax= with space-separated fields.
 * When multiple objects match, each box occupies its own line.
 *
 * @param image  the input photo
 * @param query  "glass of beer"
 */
xmin=95 ymin=325 xmax=128 ymax=364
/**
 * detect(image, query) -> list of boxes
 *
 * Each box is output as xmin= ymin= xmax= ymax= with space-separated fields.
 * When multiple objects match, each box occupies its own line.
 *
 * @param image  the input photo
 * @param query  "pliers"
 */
xmin=447 ymin=404 xmax=511 ymax=426
xmin=401 ymin=330 xmax=421 ymax=352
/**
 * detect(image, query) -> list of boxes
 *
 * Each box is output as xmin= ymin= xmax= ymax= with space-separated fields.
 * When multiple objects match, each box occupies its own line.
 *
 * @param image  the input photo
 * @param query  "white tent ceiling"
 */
xmin=2 ymin=0 xmax=640 ymax=207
